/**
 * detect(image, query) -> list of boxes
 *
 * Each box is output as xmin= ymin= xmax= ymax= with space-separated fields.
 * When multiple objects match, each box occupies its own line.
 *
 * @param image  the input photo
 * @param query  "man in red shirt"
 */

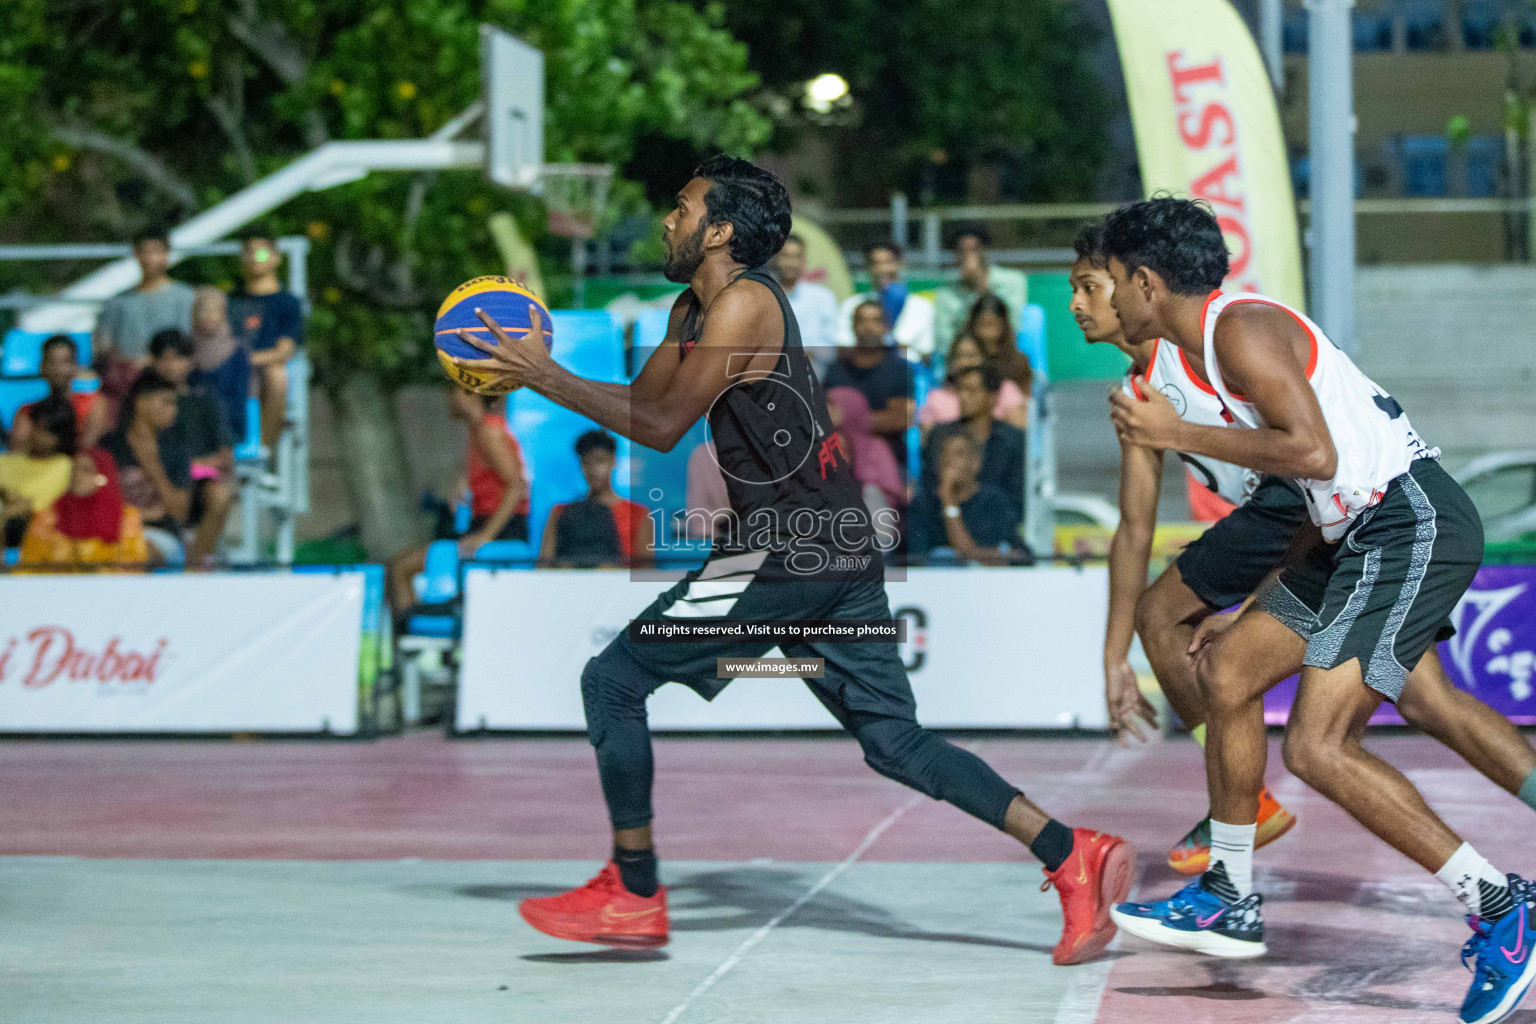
xmin=12 ymin=336 xmax=109 ymax=450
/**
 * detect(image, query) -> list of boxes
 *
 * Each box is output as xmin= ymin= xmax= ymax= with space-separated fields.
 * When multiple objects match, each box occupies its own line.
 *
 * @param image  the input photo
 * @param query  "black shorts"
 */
xmin=613 ymin=548 xmax=917 ymax=723
xmin=1257 ymin=458 xmax=1482 ymax=702
xmin=1176 ymin=476 xmax=1310 ymax=610
xmin=433 ymin=512 xmax=528 ymax=543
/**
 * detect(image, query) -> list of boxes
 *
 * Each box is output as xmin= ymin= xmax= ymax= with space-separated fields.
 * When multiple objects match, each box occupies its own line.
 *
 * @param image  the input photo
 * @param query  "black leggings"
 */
xmin=580 ymin=639 xmax=1021 ymax=832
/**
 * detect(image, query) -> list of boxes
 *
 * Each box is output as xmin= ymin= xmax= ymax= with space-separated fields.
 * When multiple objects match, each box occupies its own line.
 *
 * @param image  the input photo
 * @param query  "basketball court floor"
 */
xmin=2 ymin=730 xmax=1526 ymax=1023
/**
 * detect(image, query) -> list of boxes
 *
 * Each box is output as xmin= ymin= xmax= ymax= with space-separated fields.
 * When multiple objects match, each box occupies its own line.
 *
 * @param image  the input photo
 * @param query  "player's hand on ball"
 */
xmin=458 ymin=305 xmax=554 ymax=386
xmin=1109 ymin=386 xmax=1181 ymax=449
xmin=1105 ymin=659 xmax=1157 ymax=744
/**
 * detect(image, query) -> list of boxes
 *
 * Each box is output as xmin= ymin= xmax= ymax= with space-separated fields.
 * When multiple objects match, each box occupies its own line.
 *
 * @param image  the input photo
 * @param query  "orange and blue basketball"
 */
xmin=433 ymin=275 xmax=553 ymax=396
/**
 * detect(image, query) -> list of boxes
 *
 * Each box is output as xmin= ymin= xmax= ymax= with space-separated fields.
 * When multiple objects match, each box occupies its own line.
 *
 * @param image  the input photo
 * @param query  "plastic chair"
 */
xmin=471 ymin=538 xmax=535 ymax=565
xmin=393 ymin=539 xmax=464 ymax=725
xmin=2 ymin=329 xmax=90 ymax=378
xmin=0 ymin=378 xmax=49 ymax=433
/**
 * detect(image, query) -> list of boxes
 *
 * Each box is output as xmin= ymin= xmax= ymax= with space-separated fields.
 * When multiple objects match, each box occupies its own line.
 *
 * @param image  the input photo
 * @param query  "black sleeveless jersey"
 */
xmin=679 ymin=268 xmax=879 ymax=572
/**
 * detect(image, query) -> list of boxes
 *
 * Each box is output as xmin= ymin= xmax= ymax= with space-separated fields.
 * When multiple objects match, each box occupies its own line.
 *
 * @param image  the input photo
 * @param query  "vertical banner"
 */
xmin=1106 ymin=0 xmax=1306 ymax=310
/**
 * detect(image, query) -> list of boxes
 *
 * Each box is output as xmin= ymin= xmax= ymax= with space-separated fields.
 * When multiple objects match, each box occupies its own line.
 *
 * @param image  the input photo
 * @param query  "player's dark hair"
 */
xmin=575 ymin=429 xmax=617 ymax=459
xmin=1100 ymin=197 xmax=1229 ymax=296
xmin=41 ymin=334 xmax=78 ymax=361
xmin=119 ymin=368 xmax=177 ymax=430
xmin=693 ymin=155 xmax=793 ymax=269
xmin=948 ymin=360 xmax=1003 ymax=393
xmin=29 ymin=395 xmax=78 ymax=455
xmin=1072 ymin=223 xmax=1107 ymax=268
xmin=132 ymin=226 xmax=171 ymax=248
xmin=948 ymin=222 xmax=990 ymax=249
xmin=149 ymin=328 xmax=194 ymax=359
xmin=864 ymin=241 xmax=904 ymax=263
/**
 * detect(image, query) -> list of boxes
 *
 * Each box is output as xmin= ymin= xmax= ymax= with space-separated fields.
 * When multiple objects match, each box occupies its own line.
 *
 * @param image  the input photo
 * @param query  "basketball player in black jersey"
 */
xmin=458 ymin=156 xmax=1133 ymax=963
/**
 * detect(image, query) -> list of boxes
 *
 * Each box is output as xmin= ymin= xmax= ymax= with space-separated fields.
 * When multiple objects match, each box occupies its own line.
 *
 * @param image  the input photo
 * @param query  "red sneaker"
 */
xmin=518 ymin=862 xmax=670 ymax=948
xmin=1041 ymin=829 xmax=1137 ymax=965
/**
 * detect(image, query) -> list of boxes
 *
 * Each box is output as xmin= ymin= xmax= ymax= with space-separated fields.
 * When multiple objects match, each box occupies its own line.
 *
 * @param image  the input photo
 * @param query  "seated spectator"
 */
xmin=823 ymin=300 xmax=915 ymax=467
xmin=99 ymin=369 xmax=193 ymax=566
xmin=19 ymin=449 xmax=149 ymax=569
xmin=826 ymin=386 xmax=906 ymax=515
xmin=11 ymin=335 xmax=109 ymax=450
xmin=681 ymin=440 xmax=731 ymax=542
xmin=229 ymin=236 xmax=304 ymax=447
xmin=835 ymin=243 xmax=936 ymax=360
xmin=906 ymin=432 xmax=1020 ymax=565
xmin=93 ymin=227 xmax=195 ymax=401
xmin=963 ymin=292 xmax=1034 ymax=396
xmin=540 ymin=430 xmax=654 ymax=568
xmin=387 ymin=388 xmax=529 ymax=614
xmin=0 ymin=396 xmax=77 ymax=548
xmin=149 ymin=329 xmax=235 ymax=565
xmin=932 ymin=225 xmax=1028 ymax=353
xmin=187 ymin=286 xmax=253 ymax=443
xmin=917 ymin=335 xmax=1028 ymax=437
xmin=922 ymin=362 xmax=1024 ymax=529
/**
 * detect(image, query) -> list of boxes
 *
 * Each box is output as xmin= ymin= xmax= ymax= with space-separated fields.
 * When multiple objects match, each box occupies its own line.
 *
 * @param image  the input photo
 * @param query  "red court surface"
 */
xmin=4 ymin=730 xmax=1532 ymax=1023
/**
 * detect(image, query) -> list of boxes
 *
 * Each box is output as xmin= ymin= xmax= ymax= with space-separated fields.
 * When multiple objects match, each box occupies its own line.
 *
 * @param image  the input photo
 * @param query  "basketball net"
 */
xmin=541 ymin=163 xmax=613 ymax=240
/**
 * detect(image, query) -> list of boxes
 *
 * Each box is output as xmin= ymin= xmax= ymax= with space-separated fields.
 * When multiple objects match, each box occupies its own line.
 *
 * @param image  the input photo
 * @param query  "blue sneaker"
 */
xmin=1110 ymin=864 xmax=1266 ymax=958
xmin=1460 ymin=875 xmax=1536 ymax=1024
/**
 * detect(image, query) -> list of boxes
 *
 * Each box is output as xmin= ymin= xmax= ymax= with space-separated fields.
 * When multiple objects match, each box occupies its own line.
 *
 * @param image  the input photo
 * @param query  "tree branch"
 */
xmin=206 ymin=58 xmax=258 ymax=185
xmin=334 ymin=232 xmax=425 ymax=309
xmin=226 ymin=5 xmax=330 ymax=149
xmin=48 ymin=122 xmax=199 ymax=212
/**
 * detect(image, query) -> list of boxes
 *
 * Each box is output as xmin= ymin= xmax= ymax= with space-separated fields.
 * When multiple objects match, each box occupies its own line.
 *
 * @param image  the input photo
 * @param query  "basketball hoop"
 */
xmin=540 ymin=163 xmax=613 ymax=240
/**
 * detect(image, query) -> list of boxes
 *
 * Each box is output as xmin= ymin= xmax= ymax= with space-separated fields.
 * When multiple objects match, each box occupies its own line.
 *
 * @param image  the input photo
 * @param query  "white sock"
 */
xmin=1436 ymin=842 xmax=1512 ymax=918
xmin=1208 ymin=819 xmax=1257 ymax=899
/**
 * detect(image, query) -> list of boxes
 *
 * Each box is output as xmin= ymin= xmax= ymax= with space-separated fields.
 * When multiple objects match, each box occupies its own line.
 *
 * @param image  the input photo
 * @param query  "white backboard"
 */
xmin=480 ymin=25 xmax=544 ymax=191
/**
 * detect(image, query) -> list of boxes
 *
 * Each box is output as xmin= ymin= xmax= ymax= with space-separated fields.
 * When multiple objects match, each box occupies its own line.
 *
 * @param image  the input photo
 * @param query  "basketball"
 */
xmin=433 ymin=275 xmax=553 ymax=396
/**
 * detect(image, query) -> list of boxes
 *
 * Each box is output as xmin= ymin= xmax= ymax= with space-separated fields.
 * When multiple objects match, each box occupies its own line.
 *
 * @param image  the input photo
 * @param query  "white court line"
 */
xmin=657 ymin=792 xmax=925 ymax=1024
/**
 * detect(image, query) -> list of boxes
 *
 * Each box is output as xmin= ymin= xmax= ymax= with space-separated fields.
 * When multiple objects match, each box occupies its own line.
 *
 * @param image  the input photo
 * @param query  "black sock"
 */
xmin=613 ymin=846 xmax=659 ymax=898
xmin=1480 ymin=877 xmax=1516 ymax=921
xmin=1200 ymin=861 xmax=1241 ymax=905
xmin=1030 ymin=819 xmax=1075 ymax=873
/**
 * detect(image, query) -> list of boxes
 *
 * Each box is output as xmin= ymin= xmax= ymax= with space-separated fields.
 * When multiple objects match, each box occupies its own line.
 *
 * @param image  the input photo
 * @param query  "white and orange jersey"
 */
xmin=1200 ymin=291 xmax=1436 ymax=541
xmin=1122 ymin=338 xmax=1259 ymax=507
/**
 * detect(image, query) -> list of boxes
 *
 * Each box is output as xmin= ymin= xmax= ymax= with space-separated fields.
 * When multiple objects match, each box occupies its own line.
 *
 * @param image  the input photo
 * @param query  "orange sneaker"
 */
xmin=519 ymin=861 xmax=670 ymax=948
xmin=1041 ymin=828 xmax=1137 ymax=965
xmin=1167 ymin=788 xmax=1299 ymax=876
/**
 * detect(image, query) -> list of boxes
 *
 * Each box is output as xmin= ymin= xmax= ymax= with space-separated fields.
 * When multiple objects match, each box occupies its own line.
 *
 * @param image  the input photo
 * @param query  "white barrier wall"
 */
xmin=0 ymin=573 xmax=365 ymax=734
xmin=457 ymin=566 xmax=1109 ymax=731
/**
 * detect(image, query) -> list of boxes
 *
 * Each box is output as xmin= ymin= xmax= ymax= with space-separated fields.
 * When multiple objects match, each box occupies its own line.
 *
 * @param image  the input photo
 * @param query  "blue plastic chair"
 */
xmin=472 ymin=538 xmax=535 ymax=565
xmin=0 ymin=378 xmax=49 ymax=433
xmin=414 ymin=540 xmax=462 ymax=605
xmin=2 ymin=330 xmax=91 ymax=378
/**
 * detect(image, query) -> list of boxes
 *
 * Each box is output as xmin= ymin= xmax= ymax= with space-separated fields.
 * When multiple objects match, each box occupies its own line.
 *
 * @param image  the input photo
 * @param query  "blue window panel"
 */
xmin=1283 ymin=10 xmax=1309 ymax=53
xmin=1465 ymin=135 xmax=1502 ymax=198
xmin=1354 ymin=11 xmax=1394 ymax=51
xmin=1402 ymin=0 xmax=1449 ymax=51
xmin=1400 ymin=135 xmax=1450 ymax=197
xmin=1462 ymin=0 xmax=1502 ymax=49
xmin=1291 ymin=155 xmax=1311 ymax=199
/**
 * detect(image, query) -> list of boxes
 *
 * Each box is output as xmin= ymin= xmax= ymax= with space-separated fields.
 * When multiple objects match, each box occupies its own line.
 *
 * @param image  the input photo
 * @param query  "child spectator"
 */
xmin=917 ymin=335 xmax=1028 ymax=438
xmin=228 ymin=236 xmax=304 ymax=447
xmin=540 ymin=430 xmax=653 ymax=569
xmin=187 ymin=287 xmax=252 ymax=443
xmin=0 ymin=396 xmax=77 ymax=548
xmin=906 ymin=432 xmax=1020 ymax=564
xmin=19 ymin=449 xmax=149 ymax=569
xmin=826 ymin=386 xmax=906 ymax=515
xmin=149 ymin=329 xmax=235 ymax=565
xmin=99 ymin=369 xmax=192 ymax=566
xmin=921 ymin=362 xmax=1024 ymax=529
xmin=387 ymin=389 xmax=529 ymax=614
xmin=93 ymin=228 xmax=195 ymax=396
xmin=11 ymin=335 xmax=110 ymax=449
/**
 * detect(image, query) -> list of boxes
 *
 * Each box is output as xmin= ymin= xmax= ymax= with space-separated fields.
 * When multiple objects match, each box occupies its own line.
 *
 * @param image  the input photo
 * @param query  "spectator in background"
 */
xmin=682 ymin=440 xmax=731 ymax=542
xmin=825 ymin=386 xmax=906 ymax=516
xmin=963 ymin=292 xmax=1034 ymax=396
xmin=149 ymin=329 xmax=235 ymax=566
xmin=836 ymin=243 xmax=935 ymax=360
xmin=932 ymin=224 xmax=1027 ymax=353
xmin=11 ymin=335 xmax=109 ymax=450
xmin=187 ymin=287 xmax=252 ymax=444
xmin=387 ymin=389 xmax=529 ymax=615
xmin=906 ymin=432 xmax=1019 ymax=565
xmin=917 ymin=335 xmax=1028 ymax=438
xmin=771 ymin=234 xmax=840 ymax=367
xmin=824 ymin=300 xmax=915 ymax=468
xmin=19 ymin=448 xmax=149 ymax=569
xmin=228 ymin=236 xmax=304 ymax=447
xmin=0 ymin=396 xmax=76 ymax=548
xmin=540 ymin=430 xmax=653 ymax=569
xmin=99 ymin=369 xmax=193 ymax=566
xmin=93 ymin=228 xmax=195 ymax=397
xmin=922 ymin=362 xmax=1024 ymax=529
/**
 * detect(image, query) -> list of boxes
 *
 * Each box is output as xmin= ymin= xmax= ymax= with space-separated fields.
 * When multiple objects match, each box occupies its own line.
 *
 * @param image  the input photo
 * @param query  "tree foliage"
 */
xmin=711 ymin=0 xmax=1108 ymax=201
xmin=0 ymin=0 xmax=770 ymax=386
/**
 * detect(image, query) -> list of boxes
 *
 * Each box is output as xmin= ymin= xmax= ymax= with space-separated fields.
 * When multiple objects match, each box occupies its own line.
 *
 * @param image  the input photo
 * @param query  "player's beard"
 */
xmin=663 ymin=220 xmax=707 ymax=283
